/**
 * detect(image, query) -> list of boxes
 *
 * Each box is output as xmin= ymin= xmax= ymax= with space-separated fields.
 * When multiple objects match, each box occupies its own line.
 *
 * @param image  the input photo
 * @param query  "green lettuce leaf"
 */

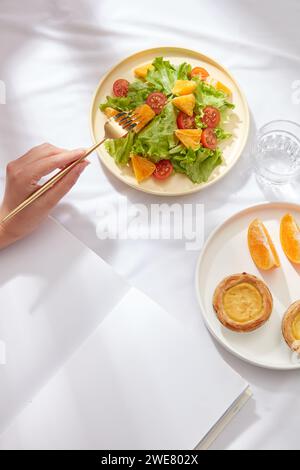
xmin=101 ymin=58 xmax=193 ymax=112
xmin=195 ymin=114 xmax=207 ymax=129
xmin=171 ymin=147 xmax=222 ymax=184
xmin=100 ymin=95 xmax=132 ymax=112
xmin=194 ymin=81 xmax=235 ymax=114
xmin=132 ymin=103 xmax=177 ymax=162
xmin=100 ymin=80 xmax=155 ymax=112
xmin=105 ymin=132 xmax=134 ymax=165
xmin=176 ymin=62 xmax=192 ymax=80
xmin=146 ymin=58 xmax=192 ymax=95
xmin=215 ymin=127 xmax=232 ymax=141
xmin=146 ymin=57 xmax=177 ymax=95
xmin=127 ymin=80 xmax=155 ymax=106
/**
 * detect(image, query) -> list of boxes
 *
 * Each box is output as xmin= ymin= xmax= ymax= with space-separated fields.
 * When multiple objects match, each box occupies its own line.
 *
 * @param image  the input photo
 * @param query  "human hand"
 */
xmin=0 ymin=143 xmax=89 ymax=249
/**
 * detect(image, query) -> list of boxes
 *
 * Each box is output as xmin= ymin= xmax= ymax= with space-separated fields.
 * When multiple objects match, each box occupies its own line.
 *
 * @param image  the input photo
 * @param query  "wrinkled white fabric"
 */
xmin=0 ymin=0 xmax=299 ymax=450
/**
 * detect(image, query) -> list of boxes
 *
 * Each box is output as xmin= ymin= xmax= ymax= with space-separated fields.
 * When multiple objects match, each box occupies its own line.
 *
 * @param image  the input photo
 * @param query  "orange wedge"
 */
xmin=175 ymin=129 xmax=202 ymax=150
xmin=207 ymin=79 xmax=232 ymax=97
xmin=280 ymin=214 xmax=300 ymax=264
xmin=215 ymin=81 xmax=232 ymax=97
xmin=134 ymin=63 xmax=154 ymax=79
xmin=172 ymin=94 xmax=196 ymax=117
xmin=131 ymin=155 xmax=156 ymax=183
xmin=248 ymin=219 xmax=280 ymax=270
xmin=134 ymin=104 xmax=155 ymax=133
xmin=172 ymin=80 xmax=197 ymax=96
xmin=104 ymin=107 xmax=119 ymax=118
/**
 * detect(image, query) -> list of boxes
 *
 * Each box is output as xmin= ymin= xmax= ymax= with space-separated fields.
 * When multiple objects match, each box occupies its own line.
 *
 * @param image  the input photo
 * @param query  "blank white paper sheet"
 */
xmin=0 ymin=218 xmax=248 ymax=449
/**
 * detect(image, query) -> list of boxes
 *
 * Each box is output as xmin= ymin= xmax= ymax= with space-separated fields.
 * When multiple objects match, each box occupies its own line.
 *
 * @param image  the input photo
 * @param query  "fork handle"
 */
xmin=1 ymin=138 xmax=105 ymax=223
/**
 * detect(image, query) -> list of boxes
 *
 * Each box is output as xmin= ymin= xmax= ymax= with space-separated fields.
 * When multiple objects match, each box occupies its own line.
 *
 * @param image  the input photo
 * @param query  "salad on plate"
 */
xmin=100 ymin=57 xmax=235 ymax=184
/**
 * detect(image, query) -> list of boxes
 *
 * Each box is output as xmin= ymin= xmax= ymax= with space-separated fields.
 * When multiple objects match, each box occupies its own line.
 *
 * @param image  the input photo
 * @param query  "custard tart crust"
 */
xmin=213 ymin=273 xmax=273 ymax=333
xmin=282 ymin=301 xmax=300 ymax=354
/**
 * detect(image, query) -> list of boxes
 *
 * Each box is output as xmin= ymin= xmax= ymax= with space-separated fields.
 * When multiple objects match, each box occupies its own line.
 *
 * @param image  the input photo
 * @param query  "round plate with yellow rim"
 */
xmin=196 ymin=202 xmax=300 ymax=370
xmin=90 ymin=47 xmax=250 ymax=196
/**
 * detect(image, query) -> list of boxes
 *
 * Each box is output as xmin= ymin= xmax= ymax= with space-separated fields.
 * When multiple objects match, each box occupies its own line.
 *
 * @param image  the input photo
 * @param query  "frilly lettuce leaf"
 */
xmin=146 ymin=58 xmax=177 ymax=95
xmin=171 ymin=147 xmax=223 ymax=183
xmin=194 ymin=81 xmax=235 ymax=114
xmin=132 ymin=103 xmax=177 ymax=162
xmin=146 ymin=57 xmax=192 ymax=95
xmin=100 ymin=80 xmax=155 ymax=112
xmin=105 ymin=132 xmax=134 ymax=165
xmin=176 ymin=62 xmax=192 ymax=80
xmin=215 ymin=127 xmax=232 ymax=141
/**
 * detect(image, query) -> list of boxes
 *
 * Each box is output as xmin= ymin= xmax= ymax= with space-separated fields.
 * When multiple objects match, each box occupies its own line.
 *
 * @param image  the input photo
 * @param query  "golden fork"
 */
xmin=1 ymin=111 xmax=143 ymax=223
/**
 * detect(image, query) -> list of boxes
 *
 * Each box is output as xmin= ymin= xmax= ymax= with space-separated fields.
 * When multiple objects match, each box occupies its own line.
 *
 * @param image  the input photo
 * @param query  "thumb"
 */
xmin=40 ymin=161 xmax=89 ymax=209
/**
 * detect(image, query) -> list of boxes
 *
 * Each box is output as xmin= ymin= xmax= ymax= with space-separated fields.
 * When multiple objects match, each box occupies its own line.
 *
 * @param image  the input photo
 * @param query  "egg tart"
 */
xmin=282 ymin=301 xmax=300 ymax=354
xmin=213 ymin=273 xmax=273 ymax=333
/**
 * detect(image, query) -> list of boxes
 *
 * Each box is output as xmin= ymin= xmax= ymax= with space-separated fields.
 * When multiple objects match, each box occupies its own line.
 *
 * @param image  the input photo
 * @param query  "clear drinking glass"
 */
xmin=253 ymin=120 xmax=300 ymax=185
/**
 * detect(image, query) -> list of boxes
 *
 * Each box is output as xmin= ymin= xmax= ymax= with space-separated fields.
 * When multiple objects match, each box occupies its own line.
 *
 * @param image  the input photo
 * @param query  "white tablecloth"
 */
xmin=1 ymin=0 xmax=300 ymax=450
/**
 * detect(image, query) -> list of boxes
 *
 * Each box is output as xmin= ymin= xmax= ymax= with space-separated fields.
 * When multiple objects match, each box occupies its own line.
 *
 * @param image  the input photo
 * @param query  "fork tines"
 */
xmin=114 ymin=111 xmax=143 ymax=132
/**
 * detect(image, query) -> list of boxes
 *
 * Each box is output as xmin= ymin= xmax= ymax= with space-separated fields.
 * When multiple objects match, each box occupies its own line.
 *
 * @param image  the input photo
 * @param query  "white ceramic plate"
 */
xmin=90 ymin=47 xmax=250 ymax=196
xmin=196 ymin=202 xmax=300 ymax=370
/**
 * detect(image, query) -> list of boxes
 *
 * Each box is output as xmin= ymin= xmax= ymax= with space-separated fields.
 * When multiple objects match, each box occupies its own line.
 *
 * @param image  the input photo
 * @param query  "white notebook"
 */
xmin=0 ymin=218 xmax=250 ymax=450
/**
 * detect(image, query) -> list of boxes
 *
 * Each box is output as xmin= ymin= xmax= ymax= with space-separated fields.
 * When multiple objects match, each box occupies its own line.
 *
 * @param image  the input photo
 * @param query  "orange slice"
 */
xmin=172 ymin=94 xmax=196 ymax=117
xmin=280 ymin=214 xmax=300 ymax=264
xmin=104 ymin=107 xmax=118 ymax=118
xmin=172 ymin=80 xmax=197 ymax=96
xmin=175 ymin=129 xmax=202 ymax=150
xmin=134 ymin=104 xmax=155 ymax=133
xmin=215 ymin=81 xmax=232 ymax=97
xmin=131 ymin=155 xmax=156 ymax=183
xmin=134 ymin=63 xmax=154 ymax=79
xmin=208 ymin=79 xmax=232 ymax=97
xmin=248 ymin=219 xmax=280 ymax=270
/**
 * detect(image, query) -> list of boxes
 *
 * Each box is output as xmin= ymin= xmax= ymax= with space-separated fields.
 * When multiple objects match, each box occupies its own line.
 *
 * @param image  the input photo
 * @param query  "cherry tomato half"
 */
xmin=146 ymin=92 xmax=167 ymax=115
xmin=153 ymin=160 xmax=173 ymax=180
xmin=202 ymin=106 xmax=221 ymax=128
xmin=177 ymin=111 xmax=196 ymax=129
xmin=190 ymin=67 xmax=209 ymax=81
xmin=113 ymin=79 xmax=129 ymax=97
xmin=201 ymin=128 xmax=217 ymax=150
